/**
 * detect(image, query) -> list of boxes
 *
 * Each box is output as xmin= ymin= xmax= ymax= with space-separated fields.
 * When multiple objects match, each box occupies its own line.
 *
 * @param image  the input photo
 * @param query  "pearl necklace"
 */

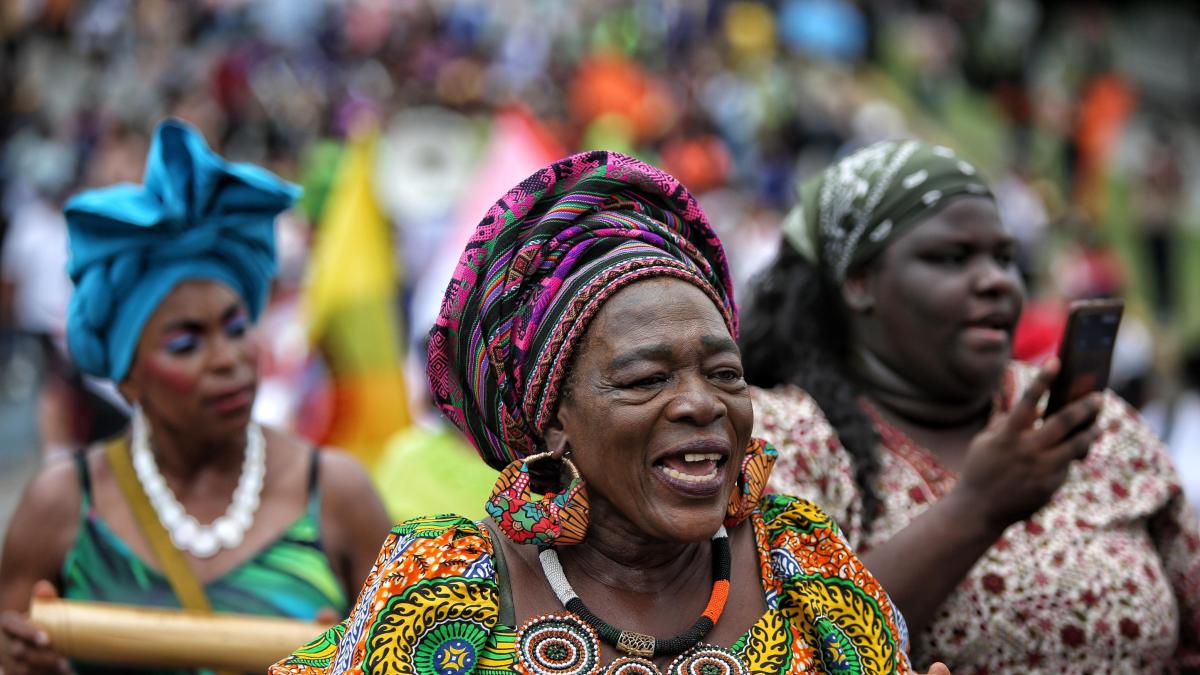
xmin=130 ymin=408 xmax=266 ymax=558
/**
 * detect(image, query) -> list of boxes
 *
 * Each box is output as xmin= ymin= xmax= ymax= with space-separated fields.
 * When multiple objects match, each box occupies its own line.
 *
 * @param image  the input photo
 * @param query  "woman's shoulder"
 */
xmin=0 ymin=456 xmax=83 ymax=591
xmin=751 ymin=384 xmax=858 ymax=517
xmin=388 ymin=513 xmax=494 ymax=545
xmin=750 ymin=384 xmax=839 ymax=446
xmin=371 ymin=513 xmax=497 ymax=570
xmin=755 ymin=492 xmax=843 ymax=537
xmin=329 ymin=512 xmax=498 ymax=600
xmin=752 ymin=493 xmax=912 ymax=668
xmin=751 ymin=383 xmax=827 ymax=420
xmin=271 ymin=514 xmax=499 ymax=674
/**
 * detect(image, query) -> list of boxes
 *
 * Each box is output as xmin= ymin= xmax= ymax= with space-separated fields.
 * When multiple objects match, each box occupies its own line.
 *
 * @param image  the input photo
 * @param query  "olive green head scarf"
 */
xmin=782 ymin=139 xmax=993 ymax=283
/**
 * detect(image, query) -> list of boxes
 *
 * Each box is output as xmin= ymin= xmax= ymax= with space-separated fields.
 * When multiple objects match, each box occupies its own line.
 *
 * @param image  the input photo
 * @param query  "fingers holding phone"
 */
xmin=955 ymin=300 xmax=1122 ymax=529
xmin=1039 ymin=298 xmax=1123 ymax=461
xmin=1043 ymin=299 xmax=1123 ymax=417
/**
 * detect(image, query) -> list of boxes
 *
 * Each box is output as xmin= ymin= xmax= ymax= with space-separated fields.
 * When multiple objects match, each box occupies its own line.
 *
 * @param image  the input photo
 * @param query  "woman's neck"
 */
xmin=850 ymin=347 xmax=991 ymax=429
xmin=558 ymin=504 xmax=712 ymax=595
xmin=142 ymin=413 xmax=247 ymax=478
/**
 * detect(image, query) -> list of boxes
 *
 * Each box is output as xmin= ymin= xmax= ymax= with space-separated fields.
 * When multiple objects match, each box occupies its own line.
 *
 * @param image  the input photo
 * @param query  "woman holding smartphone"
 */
xmin=741 ymin=140 xmax=1200 ymax=672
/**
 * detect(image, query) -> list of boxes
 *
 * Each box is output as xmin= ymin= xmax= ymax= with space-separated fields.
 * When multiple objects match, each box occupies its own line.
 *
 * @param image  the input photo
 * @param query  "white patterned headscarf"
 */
xmin=781 ymin=140 xmax=993 ymax=283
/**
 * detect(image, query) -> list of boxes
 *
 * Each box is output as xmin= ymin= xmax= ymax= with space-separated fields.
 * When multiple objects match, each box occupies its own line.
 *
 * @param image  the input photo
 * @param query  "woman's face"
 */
xmin=120 ymin=280 xmax=258 ymax=441
xmin=546 ymin=277 xmax=753 ymax=543
xmin=851 ymin=196 xmax=1025 ymax=400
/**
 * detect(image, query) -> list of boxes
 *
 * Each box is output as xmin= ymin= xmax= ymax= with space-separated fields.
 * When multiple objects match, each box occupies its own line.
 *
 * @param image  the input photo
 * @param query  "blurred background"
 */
xmin=4 ymin=0 xmax=1200 ymax=537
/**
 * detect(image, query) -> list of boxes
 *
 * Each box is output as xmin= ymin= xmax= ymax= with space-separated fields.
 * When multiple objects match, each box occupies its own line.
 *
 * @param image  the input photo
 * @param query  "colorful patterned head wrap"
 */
xmin=65 ymin=119 xmax=300 ymax=381
xmin=428 ymin=150 xmax=736 ymax=470
xmin=781 ymin=139 xmax=993 ymax=283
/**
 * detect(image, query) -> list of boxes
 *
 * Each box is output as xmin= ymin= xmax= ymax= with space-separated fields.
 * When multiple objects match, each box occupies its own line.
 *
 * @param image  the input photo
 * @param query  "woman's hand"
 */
xmin=0 ymin=581 xmax=71 ymax=674
xmin=920 ymin=663 xmax=952 ymax=675
xmin=955 ymin=359 xmax=1103 ymax=532
xmin=860 ymin=360 xmax=1103 ymax=638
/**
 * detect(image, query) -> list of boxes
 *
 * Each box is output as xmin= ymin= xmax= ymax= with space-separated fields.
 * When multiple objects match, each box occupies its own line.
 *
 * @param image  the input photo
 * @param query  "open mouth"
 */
xmin=659 ymin=451 xmax=726 ymax=483
xmin=652 ymin=442 xmax=731 ymax=496
xmin=969 ymin=318 xmax=1010 ymax=331
xmin=962 ymin=311 xmax=1016 ymax=348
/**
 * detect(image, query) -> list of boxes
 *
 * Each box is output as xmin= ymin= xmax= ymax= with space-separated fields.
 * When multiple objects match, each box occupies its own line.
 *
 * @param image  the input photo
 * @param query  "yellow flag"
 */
xmin=304 ymin=126 xmax=410 ymax=467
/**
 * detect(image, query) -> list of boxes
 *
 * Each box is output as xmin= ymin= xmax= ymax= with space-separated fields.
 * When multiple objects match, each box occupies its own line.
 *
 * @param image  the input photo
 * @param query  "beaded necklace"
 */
xmin=131 ymin=407 xmax=266 ymax=558
xmin=536 ymin=526 xmax=731 ymax=658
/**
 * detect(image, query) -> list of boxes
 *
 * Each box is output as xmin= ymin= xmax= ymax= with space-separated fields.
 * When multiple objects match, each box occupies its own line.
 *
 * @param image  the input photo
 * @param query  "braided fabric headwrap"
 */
xmin=65 ymin=119 xmax=300 ymax=381
xmin=781 ymin=139 xmax=993 ymax=283
xmin=428 ymin=150 xmax=737 ymax=470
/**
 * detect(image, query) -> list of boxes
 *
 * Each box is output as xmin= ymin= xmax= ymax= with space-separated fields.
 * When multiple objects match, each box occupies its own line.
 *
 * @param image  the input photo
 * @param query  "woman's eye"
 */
xmin=925 ymin=252 xmax=966 ymax=266
xmin=631 ymin=374 xmax=668 ymax=388
xmin=994 ymin=251 xmax=1015 ymax=266
xmin=226 ymin=315 xmax=249 ymax=337
xmin=164 ymin=334 xmax=199 ymax=355
xmin=712 ymin=369 xmax=743 ymax=383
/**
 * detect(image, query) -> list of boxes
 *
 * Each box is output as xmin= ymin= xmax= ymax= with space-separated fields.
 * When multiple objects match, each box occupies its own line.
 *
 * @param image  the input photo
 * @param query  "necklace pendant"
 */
xmin=604 ymin=656 xmax=660 ymax=674
xmin=665 ymin=645 xmax=748 ymax=675
xmin=190 ymin=529 xmax=220 ymax=558
xmin=616 ymin=630 xmax=655 ymax=658
xmin=515 ymin=613 xmax=601 ymax=675
xmin=213 ymin=516 xmax=244 ymax=548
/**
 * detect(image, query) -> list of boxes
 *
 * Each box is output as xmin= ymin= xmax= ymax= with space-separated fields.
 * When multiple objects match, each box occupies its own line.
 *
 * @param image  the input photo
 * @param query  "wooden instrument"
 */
xmin=30 ymin=597 xmax=326 ymax=672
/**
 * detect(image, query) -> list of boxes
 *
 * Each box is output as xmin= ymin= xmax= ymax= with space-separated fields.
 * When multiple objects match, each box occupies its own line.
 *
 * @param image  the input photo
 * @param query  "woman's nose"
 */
xmin=208 ymin=334 xmax=241 ymax=371
xmin=973 ymin=258 xmax=1022 ymax=298
xmin=666 ymin=374 xmax=726 ymax=426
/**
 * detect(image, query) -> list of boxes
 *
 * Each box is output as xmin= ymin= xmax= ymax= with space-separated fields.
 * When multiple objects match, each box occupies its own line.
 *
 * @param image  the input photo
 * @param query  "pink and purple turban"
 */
xmin=428 ymin=150 xmax=737 ymax=470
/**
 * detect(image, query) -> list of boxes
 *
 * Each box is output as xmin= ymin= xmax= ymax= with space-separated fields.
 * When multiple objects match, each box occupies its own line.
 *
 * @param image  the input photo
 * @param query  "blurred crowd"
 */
xmin=3 ymin=0 xmax=1200 ymax=503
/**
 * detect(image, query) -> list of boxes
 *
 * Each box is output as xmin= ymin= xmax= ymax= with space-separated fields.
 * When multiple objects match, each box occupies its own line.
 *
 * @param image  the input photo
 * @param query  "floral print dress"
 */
xmin=754 ymin=363 xmax=1200 ymax=673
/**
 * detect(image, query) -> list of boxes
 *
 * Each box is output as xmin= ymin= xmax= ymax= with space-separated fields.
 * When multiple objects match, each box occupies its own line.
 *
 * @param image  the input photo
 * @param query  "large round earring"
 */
xmin=724 ymin=439 xmax=778 ymax=527
xmin=486 ymin=451 xmax=590 ymax=547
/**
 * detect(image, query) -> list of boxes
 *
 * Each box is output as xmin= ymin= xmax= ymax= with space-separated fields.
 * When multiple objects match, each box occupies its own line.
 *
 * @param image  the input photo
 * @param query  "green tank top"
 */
xmin=61 ymin=450 xmax=348 ymax=675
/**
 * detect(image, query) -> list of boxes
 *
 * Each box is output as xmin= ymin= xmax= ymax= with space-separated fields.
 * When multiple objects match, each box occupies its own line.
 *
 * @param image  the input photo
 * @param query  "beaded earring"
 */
xmin=724 ymin=438 xmax=778 ymax=527
xmin=486 ymin=451 xmax=590 ymax=546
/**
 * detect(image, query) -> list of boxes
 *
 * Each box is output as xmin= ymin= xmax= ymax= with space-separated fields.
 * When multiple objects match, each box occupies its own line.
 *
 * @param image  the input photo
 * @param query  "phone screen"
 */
xmin=1043 ymin=299 xmax=1124 ymax=417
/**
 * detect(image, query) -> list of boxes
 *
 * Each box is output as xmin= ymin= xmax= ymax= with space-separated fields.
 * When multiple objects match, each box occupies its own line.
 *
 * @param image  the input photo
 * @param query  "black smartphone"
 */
xmin=1043 ymin=298 xmax=1125 ymax=417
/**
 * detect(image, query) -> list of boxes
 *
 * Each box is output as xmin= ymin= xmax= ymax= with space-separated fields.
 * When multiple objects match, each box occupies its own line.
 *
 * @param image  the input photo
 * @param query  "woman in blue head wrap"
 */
xmin=0 ymin=120 xmax=391 ymax=674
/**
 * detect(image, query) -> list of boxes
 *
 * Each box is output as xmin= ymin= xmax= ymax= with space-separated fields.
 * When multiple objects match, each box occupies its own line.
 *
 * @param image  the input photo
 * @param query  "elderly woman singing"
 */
xmin=270 ymin=151 xmax=947 ymax=674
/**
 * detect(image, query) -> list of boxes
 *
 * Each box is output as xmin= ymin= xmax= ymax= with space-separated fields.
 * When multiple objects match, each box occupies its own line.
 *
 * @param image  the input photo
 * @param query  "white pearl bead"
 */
xmin=213 ymin=517 xmax=243 ymax=548
xmin=191 ymin=529 xmax=219 ymax=558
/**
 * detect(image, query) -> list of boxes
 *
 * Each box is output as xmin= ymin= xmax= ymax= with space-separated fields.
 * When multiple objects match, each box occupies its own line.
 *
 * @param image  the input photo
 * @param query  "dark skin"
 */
xmin=491 ymin=278 xmax=951 ymax=672
xmin=0 ymin=280 xmax=391 ymax=675
xmin=843 ymin=197 xmax=1103 ymax=638
xmin=495 ymin=278 xmax=763 ymax=668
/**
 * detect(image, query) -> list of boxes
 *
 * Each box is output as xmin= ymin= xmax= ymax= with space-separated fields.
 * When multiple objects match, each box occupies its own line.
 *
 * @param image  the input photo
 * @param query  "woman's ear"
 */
xmin=117 ymin=379 xmax=140 ymax=406
xmin=841 ymin=271 xmax=876 ymax=315
xmin=543 ymin=419 xmax=569 ymax=457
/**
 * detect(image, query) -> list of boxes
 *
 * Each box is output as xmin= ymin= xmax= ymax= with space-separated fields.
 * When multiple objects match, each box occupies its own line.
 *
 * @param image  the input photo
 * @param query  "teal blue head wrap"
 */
xmin=64 ymin=119 xmax=301 ymax=381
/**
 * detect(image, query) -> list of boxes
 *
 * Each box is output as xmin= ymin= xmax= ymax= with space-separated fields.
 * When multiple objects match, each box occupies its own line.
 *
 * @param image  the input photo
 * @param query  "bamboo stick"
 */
xmin=30 ymin=597 xmax=327 ymax=672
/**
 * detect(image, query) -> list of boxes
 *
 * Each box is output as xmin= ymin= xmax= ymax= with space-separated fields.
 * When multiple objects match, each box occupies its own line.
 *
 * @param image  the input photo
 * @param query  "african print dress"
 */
xmin=754 ymin=362 xmax=1200 ymax=673
xmin=270 ymin=494 xmax=912 ymax=674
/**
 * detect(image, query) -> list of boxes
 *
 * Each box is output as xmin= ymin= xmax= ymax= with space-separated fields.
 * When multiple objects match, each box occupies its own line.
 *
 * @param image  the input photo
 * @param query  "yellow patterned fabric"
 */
xmin=270 ymin=496 xmax=912 ymax=674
